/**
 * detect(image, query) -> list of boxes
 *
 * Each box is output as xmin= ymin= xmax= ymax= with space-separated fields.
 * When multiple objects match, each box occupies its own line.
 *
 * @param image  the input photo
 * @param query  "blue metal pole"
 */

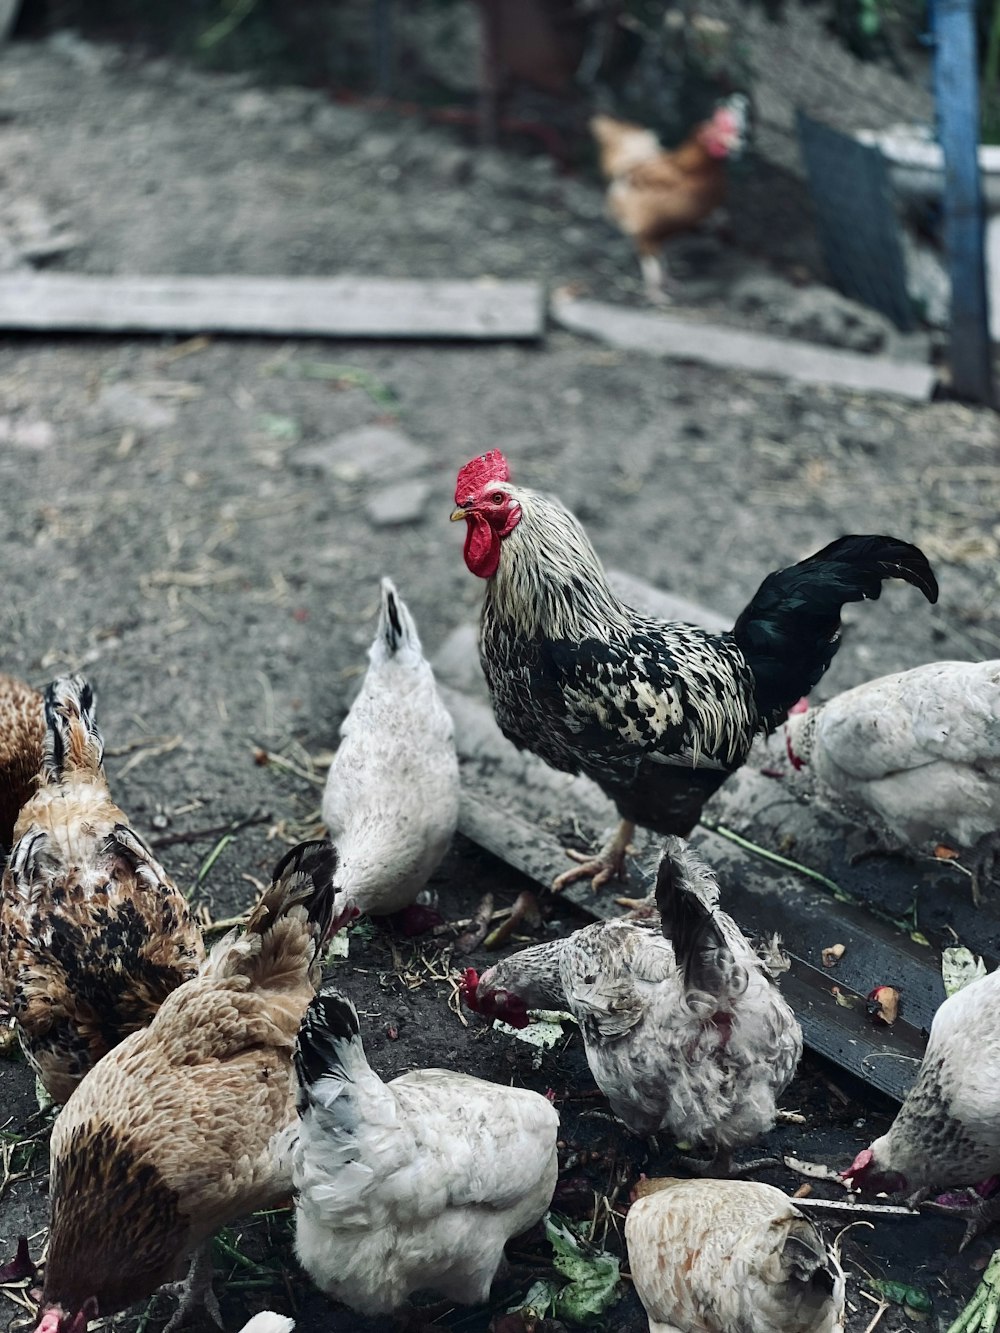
xmin=932 ymin=0 xmax=995 ymax=405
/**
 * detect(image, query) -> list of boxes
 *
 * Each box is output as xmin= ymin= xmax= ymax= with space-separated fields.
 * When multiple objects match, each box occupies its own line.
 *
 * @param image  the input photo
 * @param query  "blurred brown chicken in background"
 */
xmin=591 ymin=94 xmax=748 ymax=301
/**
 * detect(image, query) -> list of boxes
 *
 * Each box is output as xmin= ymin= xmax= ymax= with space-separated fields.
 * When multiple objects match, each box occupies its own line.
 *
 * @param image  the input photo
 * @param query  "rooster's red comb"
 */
xmin=455 ymin=451 xmax=510 ymax=504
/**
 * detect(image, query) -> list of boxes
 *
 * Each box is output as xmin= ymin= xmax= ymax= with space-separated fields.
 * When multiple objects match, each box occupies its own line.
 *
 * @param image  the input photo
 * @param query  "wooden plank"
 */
xmin=0 ymin=273 xmax=545 ymax=340
xmin=550 ymin=294 xmax=937 ymax=401
xmin=933 ymin=0 xmax=996 ymax=405
xmin=435 ymin=565 xmax=995 ymax=1101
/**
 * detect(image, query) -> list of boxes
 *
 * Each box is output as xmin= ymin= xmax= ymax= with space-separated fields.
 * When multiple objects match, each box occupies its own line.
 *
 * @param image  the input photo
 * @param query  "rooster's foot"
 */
xmin=553 ymin=820 xmax=636 ymax=893
xmin=947 ymin=1247 xmax=1000 ymax=1333
xmin=162 ymin=1241 xmax=222 ymax=1333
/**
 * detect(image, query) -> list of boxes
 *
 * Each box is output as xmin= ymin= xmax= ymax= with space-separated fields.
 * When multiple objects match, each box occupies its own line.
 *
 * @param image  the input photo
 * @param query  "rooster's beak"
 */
xmin=450 ymin=508 xmax=468 ymax=522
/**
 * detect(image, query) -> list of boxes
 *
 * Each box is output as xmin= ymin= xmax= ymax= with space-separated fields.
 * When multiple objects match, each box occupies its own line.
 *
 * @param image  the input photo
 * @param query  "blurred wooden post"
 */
xmin=477 ymin=0 xmax=502 ymax=146
xmin=372 ymin=0 xmax=393 ymax=98
xmin=933 ymin=0 xmax=996 ymax=406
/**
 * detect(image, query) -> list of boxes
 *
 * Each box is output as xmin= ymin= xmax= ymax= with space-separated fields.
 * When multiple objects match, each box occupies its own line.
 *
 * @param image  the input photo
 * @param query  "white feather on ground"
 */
xmin=278 ymin=987 xmax=559 ymax=1316
xmin=321 ymin=578 xmax=459 ymax=920
xmin=472 ymin=838 xmax=801 ymax=1152
xmin=625 ymin=1177 xmax=845 ymax=1333
xmin=781 ymin=660 xmax=1000 ymax=897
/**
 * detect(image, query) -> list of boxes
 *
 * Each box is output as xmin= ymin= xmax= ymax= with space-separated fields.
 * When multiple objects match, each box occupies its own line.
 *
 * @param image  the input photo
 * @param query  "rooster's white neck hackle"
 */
xmin=484 ymin=488 xmax=630 ymax=641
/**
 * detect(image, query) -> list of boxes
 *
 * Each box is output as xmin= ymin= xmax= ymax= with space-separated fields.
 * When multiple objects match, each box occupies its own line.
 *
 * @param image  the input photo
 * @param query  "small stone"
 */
xmin=296 ymin=425 xmax=430 ymax=484
xmin=0 ymin=416 xmax=55 ymax=450
xmin=95 ymin=383 xmax=176 ymax=431
xmin=365 ymin=479 xmax=432 ymax=527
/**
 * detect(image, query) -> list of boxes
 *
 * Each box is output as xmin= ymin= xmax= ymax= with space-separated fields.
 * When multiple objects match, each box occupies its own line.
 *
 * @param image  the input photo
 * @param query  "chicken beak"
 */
xmin=450 ymin=508 xmax=469 ymax=522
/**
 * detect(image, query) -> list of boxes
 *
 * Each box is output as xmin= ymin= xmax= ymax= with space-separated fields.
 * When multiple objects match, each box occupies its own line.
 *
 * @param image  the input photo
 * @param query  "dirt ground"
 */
xmin=1 ymin=30 xmax=1000 ymax=1333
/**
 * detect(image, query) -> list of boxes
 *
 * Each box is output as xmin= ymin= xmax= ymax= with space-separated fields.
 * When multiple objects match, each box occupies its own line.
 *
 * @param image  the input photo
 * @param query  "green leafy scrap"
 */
xmin=942 ymin=947 xmax=988 ymax=997
xmin=544 ymin=1213 xmax=622 ymax=1325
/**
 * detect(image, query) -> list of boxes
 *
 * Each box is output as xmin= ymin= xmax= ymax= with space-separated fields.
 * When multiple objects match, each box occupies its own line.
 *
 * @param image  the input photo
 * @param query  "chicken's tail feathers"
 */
xmin=294 ymin=985 xmax=380 ymax=1120
xmin=41 ymin=675 xmax=104 ymax=782
xmin=655 ymin=837 xmax=748 ymax=1012
xmin=373 ymin=577 xmax=422 ymax=661
xmin=732 ymin=535 xmax=938 ymax=730
xmin=205 ymin=839 xmax=340 ymax=986
xmin=249 ymin=838 xmax=340 ymax=944
xmin=772 ymin=1215 xmax=846 ymax=1329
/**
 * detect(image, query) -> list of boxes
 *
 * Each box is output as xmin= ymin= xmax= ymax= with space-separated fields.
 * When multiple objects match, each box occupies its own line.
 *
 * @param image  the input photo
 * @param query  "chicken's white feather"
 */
xmin=287 ymin=989 xmax=559 ymax=1315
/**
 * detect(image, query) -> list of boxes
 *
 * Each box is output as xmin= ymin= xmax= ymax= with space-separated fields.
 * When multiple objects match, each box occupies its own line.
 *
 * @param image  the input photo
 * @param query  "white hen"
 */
xmin=782 ymin=660 xmax=1000 ymax=900
xmin=465 ymin=838 xmax=801 ymax=1164
xmin=626 ymin=1177 xmax=845 ymax=1333
xmin=321 ymin=578 xmax=459 ymax=929
xmin=280 ymin=986 xmax=559 ymax=1315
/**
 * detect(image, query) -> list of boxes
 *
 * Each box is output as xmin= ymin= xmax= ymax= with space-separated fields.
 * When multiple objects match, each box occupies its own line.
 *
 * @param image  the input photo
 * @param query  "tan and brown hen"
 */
xmin=0 ymin=675 xmax=203 ymax=1104
xmin=33 ymin=837 xmax=339 ymax=1333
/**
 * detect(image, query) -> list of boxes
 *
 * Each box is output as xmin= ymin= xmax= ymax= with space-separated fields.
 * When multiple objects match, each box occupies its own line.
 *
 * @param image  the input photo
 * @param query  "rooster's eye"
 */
xmin=491 ymin=492 xmax=504 ymax=504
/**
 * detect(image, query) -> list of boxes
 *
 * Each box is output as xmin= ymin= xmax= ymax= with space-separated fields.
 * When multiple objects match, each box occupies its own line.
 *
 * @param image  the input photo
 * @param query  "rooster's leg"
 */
xmin=946 ymin=1248 xmax=1000 ymax=1333
xmin=553 ymin=819 xmax=636 ymax=893
xmin=161 ymin=1241 xmax=222 ymax=1333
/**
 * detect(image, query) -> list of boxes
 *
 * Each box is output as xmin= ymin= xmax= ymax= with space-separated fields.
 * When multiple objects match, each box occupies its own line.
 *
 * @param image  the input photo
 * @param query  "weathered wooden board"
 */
xmin=435 ymin=567 xmax=992 ymax=1103
xmin=0 ymin=274 xmax=545 ymax=340
xmin=550 ymin=294 xmax=937 ymax=401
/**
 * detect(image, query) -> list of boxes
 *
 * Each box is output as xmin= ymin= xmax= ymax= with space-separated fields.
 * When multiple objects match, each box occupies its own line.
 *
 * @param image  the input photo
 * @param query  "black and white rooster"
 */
xmin=451 ymin=450 xmax=938 ymax=889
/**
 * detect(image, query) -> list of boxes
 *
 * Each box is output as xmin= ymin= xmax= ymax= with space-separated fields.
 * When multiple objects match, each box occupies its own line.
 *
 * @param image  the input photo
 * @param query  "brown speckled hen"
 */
xmin=0 ymin=676 xmax=203 ymax=1104
xmin=451 ymin=450 xmax=938 ymax=891
xmin=0 ymin=671 xmax=44 ymax=850
xmin=33 ymin=839 xmax=339 ymax=1333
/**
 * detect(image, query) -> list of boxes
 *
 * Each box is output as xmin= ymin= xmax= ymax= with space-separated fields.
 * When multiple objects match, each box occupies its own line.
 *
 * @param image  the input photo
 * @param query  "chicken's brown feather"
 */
xmin=0 ymin=679 xmax=204 ymax=1102
xmin=42 ymin=840 xmax=337 ymax=1321
xmin=0 ymin=673 xmax=45 ymax=849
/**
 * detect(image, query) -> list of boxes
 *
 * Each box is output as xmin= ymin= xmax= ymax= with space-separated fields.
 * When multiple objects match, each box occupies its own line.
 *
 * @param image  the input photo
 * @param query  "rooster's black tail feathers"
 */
xmin=732 ymin=535 xmax=937 ymax=729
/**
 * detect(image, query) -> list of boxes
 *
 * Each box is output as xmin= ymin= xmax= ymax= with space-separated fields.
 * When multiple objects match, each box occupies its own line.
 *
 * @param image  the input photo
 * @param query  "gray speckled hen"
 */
xmin=451 ymin=450 xmax=938 ymax=889
xmin=844 ymin=963 xmax=1000 ymax=1203
xmin=782 ymin=659 xmax=1000 ymax=903
xmin=464 ymin=838 xmax=801 ymax=1165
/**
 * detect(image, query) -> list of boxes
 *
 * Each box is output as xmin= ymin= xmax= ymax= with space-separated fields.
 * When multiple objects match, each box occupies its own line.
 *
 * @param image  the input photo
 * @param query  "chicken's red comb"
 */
xmin=459 ymin=967 xmax=481 ymax=1010
xmin=455 ymin=451 xmax=510 ymax=504
xmin=842 ymin=1146 xmax=873 ymax=1182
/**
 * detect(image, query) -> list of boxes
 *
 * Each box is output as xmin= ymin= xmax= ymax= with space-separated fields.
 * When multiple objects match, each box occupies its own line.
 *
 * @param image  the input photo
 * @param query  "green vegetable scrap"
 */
xmin=870 ymin=1278 xmax=933 ymax=1316
xmin=544 ymin=1213 xmax=622 ymax=1325
xmin=942 ymin=946 xmax=988 ymax=998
